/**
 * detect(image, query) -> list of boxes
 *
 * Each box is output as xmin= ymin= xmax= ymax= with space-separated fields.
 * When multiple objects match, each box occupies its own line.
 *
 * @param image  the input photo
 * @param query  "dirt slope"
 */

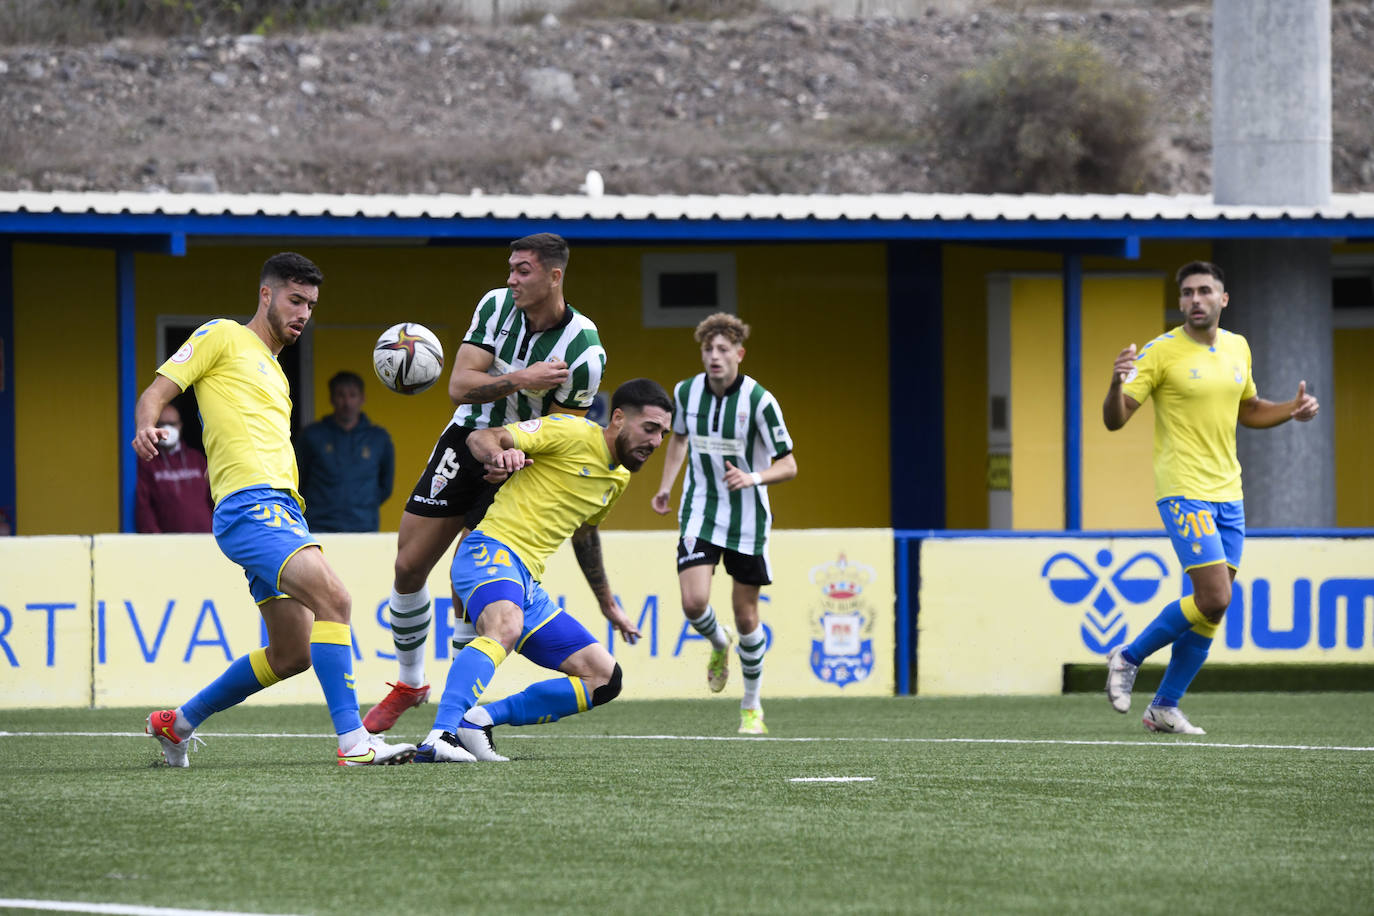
xmin=1 ymin=4 xmax=1372 ymax=195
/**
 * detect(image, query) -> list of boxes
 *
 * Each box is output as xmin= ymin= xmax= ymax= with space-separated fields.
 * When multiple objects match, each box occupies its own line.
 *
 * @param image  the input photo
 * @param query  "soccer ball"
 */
xmin=373 ymin=322 xmax=444 ymax=395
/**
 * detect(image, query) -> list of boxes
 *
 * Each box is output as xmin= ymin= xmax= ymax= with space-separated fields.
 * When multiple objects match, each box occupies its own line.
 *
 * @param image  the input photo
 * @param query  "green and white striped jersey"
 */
xmin=672 ymin=372 xmax=793 ymax=555
xmin=452 ymin=288 xmax=606 ymax=430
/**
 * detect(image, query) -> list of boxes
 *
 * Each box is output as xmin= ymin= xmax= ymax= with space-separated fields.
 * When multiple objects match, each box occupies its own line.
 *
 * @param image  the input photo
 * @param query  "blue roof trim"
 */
xmin=2 ymin=211 xmax=1371 ymax=244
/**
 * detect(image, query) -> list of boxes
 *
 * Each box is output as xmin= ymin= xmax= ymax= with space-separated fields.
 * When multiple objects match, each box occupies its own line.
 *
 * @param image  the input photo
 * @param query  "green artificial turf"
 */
xmin=2 ymin=695 xmax=1371 ymax=915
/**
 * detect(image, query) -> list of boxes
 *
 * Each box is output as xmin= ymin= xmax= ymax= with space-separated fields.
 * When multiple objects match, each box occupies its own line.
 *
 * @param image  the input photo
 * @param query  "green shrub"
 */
xmin=935 ymin=37 xmax=1154 ymax=193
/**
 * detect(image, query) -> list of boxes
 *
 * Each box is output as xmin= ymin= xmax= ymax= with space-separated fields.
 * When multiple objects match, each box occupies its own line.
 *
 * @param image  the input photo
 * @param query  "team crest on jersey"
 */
xmin=170 ymin=342 xmax=193 ymax=364
xmin=808 ymin=554 xmax=876 ymax=688
xmin=518 ymin=419 xmax=542 ymax=433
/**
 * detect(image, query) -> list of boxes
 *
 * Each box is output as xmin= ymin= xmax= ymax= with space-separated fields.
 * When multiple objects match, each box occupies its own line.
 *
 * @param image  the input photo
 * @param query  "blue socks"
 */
xmin=181 ymin=651 xmax=273 ymax=728
xmin=480 ymin=676 xmax=592 ymax=727
xmin=310 ymin=621 xmax=364 ymax=736
xmin=1153 ymin=630 xmax=1212 ymax=708
xmin=433 ymin=636 xmax=507 ymax=733
xmin=1122 ymin=599 xmax=1190 ymax=667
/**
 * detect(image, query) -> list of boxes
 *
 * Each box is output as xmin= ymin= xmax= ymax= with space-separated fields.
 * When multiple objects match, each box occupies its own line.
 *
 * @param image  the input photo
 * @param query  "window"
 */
xmin=641 ymin=252 xmax=737 ymax=328
xmin=1332 ymin=254 xmax=1374 ymax=329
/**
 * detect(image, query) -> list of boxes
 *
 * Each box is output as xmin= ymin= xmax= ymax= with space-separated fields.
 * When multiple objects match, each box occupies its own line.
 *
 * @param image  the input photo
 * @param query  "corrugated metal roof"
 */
xmin=4 ymin=190 xmax=1374 ymax=222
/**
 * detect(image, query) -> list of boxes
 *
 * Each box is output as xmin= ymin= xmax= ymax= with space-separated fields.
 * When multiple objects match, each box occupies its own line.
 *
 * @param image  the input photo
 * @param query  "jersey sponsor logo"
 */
xmin=1041 ymin=548 xmax=1170 ymax=653
xmin=517 ymin=419 xmax=543 ymax=433
xmin=808 ymin=555 xmax=876 ymax=687
xmin=1125 ymin=367 xmax=1138 ymax=383
xmin=170 ymin=342 xmax=193 ymax=364
xmin=690 ymin=434 xmax=744 ymax=455
xmin=773 ymin=424 xmax=788 ymax=442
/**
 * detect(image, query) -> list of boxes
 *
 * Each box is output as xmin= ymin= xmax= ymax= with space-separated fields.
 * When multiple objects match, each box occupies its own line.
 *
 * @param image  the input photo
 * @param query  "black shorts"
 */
xmin=404 ymin=423 xmax=501 ymax=529
xmin=675 ymin=537 xmax=772 ymax=586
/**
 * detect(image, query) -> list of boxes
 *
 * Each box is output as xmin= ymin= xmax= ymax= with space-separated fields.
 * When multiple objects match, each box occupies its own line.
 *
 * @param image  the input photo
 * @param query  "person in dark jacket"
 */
xmin=297 ymin=371 xmax=395 ymax=532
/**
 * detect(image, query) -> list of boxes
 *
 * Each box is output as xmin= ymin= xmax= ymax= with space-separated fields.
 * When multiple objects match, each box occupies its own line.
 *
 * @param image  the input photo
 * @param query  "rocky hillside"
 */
xmin=2 ymin=3 xmax=1372 ymax=196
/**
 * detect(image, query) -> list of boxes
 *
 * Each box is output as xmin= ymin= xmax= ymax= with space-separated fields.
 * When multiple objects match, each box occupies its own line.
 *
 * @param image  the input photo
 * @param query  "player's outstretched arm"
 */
xmin=651 ymin=433 xmax=688 ymax=514
xmin=1238 ymin=380 xmax=1320 ymax=429
xmin=1103 ymin=344 xmax=1142 ymax=431
xmin=132 ymin=375 xmax=183 ymax=461
xmin=448 ymin=342 xmax=570 ymax=406
xmin=571 ymin=523 xmax=640 ymax=644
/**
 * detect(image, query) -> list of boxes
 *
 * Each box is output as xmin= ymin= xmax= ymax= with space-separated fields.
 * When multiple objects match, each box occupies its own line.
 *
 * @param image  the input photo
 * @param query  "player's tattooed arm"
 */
xmin=572 ymin=523 xmax=641 ymax=645
xmin=450 ymin=342 xmax=573 ymax=405
xmin=465 ymin=378 xmax=522 ymax=402
xmin=571 ymin=523 xmax=614 ymax=605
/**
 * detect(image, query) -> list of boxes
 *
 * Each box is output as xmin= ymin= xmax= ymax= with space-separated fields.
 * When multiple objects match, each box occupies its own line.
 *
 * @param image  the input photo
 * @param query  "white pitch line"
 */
xmin=1 ymin=731 xmax=1372 ymax=752
xmin=0 ymin=898 xmax=304 ymax=916
xmin=789 ymin=776 xmax=875 ymax=783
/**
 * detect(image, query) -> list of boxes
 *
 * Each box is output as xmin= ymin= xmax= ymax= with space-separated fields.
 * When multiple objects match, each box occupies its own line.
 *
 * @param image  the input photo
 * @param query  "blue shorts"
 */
xmin=451 ymin=531 xmax=596 ymax=671
xmin=1157 ymin=497 xmax=1245 ymax=573
xmin=214 ymin=488 xmax=318 ymax=604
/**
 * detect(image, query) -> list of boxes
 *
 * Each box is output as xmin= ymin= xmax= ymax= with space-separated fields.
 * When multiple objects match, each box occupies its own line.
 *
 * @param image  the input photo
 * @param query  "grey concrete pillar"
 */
xmin=1212 ymin=1 xmax=1335 ymax=527
xmin=1213 ymin=239 xmax=1336 ymax=527
xmin=1213 ymin=0 xmax=1331 ymax=205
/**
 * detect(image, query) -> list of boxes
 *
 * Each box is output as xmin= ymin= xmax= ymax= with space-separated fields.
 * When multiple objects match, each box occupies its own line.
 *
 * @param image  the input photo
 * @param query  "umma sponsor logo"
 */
xmin=1041 ymin=548 xmax=1374 ymax=654
xmin=808 ymin=554 xmax=876 ymax=687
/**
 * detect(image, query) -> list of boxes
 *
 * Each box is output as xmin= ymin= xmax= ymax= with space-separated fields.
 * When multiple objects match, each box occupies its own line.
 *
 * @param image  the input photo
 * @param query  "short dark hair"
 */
xmin=510 ymin=233 xmax=570 ymax=272
xmin=1175 ymin=260 xmax=1224 ymax=289
xmin=261 ymin=252 xmax=324 ymax=289
xmin=328 ymin=370 xmax=364 ymax=395
xmin=611 ymin=378 xmax=673 ymax=417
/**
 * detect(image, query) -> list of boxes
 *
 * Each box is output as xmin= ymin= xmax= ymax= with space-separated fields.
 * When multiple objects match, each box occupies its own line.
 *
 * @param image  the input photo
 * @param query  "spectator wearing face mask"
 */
xmin=134 ymin=403 xmax=214 ymax=533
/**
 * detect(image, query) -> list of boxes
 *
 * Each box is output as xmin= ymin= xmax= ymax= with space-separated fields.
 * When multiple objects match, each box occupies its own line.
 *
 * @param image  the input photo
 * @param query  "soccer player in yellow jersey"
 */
xmin=1101 ymin=261 xmax=1319 ymax=734
xmin=413 ymin=378 xmax=672 ymax=762
xmin=131 ymin=252 xmax=415 ymax=767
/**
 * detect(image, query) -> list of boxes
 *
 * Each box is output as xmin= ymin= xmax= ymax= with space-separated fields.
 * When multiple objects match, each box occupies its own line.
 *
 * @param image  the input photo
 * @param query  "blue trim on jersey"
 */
xmin=1157 ymin=497 xmax=1245 ymax=571
xmin=213 ymin=487 xmax=318 ymax=604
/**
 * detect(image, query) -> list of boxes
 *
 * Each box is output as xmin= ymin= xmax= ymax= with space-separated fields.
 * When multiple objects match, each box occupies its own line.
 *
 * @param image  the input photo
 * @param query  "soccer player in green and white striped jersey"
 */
xmin=652 ymin=313 xmax=797 ymax=735
xmin=364 ymin=233 xmax=610 ymax=733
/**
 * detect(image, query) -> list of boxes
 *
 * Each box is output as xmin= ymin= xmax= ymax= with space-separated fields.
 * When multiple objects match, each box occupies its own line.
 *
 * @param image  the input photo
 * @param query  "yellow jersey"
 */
xmin=478 ymin=414 xmax=630 ymax=581
xmin=157 ymin=319 xmax=302 ymax=508
xmin=1122 ymin=326 xmax=1257 ymax=501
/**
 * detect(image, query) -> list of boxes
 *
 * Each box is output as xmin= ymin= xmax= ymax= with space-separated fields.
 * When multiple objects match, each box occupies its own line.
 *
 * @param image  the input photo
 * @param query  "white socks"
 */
xmin=737 ymin=625 xmax=767 ymax=709
xmin=389 ymin=586 xmax=433 ymax=687
xmin=689 ymin=604 xmax=732 ymax=650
